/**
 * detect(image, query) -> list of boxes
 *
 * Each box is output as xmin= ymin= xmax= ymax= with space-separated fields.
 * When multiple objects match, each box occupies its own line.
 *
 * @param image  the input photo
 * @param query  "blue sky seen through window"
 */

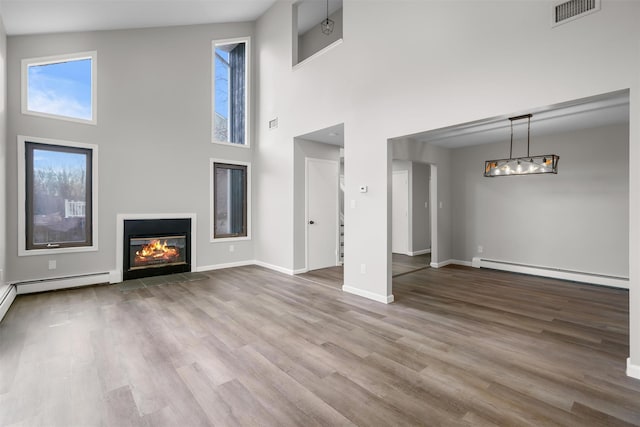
xmin=215 ymin=49 xmax=230 ymax=120
xmin=28 ymin=58 xmax=92 ymax=121
xmin=33 ymin=148 xmax=87 ymax=174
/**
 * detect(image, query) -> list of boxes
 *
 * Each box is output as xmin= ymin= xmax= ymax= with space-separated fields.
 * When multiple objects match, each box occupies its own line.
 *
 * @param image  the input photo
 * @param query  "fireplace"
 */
xmin=123 ymin=218 xmax=192 ymax=281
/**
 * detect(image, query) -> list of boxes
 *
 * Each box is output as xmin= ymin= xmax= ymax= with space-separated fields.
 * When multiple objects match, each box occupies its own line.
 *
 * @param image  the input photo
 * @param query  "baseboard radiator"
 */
xmin=14 ymin=272 xmax=111 ymax=295
xmin=471 ymin=257 xmax=628 ymax=289
xmin=0 ymin=285 xmax=17 ymax=322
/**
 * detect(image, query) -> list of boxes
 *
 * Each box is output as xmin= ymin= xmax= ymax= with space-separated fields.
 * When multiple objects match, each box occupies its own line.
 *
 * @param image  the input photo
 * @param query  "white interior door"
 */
xmin=392 ymin=170 xmax=409 ymax=254
xmin=307 ymin=158 xmax=339 ymax=271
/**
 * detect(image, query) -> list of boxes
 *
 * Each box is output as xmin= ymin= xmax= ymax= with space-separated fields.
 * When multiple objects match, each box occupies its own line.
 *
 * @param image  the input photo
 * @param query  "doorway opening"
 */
xmin=390 ymin=160 xmax=434 ymax=277
xmin=293 ymin=123 xmax=344 ymax=289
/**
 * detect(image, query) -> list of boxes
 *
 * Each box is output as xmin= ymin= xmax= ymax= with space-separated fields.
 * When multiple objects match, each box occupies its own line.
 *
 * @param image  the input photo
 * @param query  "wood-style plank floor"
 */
xmin=296 ymin=253 xmax=432 ymax=290
xmin=1 ymin=265 xmax=639 ymax=426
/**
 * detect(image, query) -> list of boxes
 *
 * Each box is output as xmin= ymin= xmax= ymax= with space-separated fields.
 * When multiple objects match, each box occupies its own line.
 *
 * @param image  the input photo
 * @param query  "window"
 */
xmin=213 ymin=38 xmax=249 ymax=146
xmin=18 ymin=136 xmax=98 ymax=255
xmin=22 ymin=51 xmax=97 ymax=124
xmin=211 ymin=160 xmax=250 ymax=240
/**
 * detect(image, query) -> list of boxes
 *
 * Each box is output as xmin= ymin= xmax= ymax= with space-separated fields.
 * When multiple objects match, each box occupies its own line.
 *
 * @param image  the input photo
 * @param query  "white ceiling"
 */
xmin=297 ymin=123 xmax=344 ymax=146
xmin=0 ymin=0 xmax=278 ymax=35
xmin=409 ymin=90 xmax=630 ymax=149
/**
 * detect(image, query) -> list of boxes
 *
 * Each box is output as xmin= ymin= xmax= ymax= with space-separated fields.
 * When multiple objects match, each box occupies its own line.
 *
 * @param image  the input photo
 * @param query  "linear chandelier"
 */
xmin=484 ymin=114 xmax=559 ymax=177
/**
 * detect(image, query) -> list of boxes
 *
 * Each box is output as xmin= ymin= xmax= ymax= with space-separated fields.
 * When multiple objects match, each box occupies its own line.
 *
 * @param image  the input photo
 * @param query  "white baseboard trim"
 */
xmin=430 ymin=259 xmax=471 ymax=268
xmin=293 ymin=268 xmax=308 ymax=274
xmin=0 ymin=285 xmax=17 ymax=323
xmin=408 ymin=249 xmax=431 ymax=256
xmin=627 ymin=358 xmax=640 ymax=380
xmin=197 ymin=260 xmax=255 ymax=272
xmin=342 ymin=285 xmax=394 ymax=304
xmin=253 ymin=260 xmax=295 ymax=276
xmin=15 ymin=273 xmax=111 ymax=295
xmin=471 ymin=257 xmax=629 ymax=289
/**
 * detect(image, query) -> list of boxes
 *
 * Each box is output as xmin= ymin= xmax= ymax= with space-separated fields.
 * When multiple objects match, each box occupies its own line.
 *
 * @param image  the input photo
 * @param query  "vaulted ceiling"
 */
xmin=1 ymin=0 xmax=278 ymax=35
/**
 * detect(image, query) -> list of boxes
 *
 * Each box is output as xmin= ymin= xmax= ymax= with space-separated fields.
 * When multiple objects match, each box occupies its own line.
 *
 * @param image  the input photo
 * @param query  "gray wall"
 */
xmin=293 ymin=138 xmax=340 ymax=271
xmin=6 ymin=22 xmax=255 ymax=282
xmin=411 ymin=162 xmax=430 ymax=253
xmin=298 ymin=8 xmax=343 ymax=63
xmin=451 ymin=123 xmax=629 ymax=277
xmin=391 ymin=160 xmax=431 ymax=255
xmin=0 ymin=16 xmax=6 ymax=291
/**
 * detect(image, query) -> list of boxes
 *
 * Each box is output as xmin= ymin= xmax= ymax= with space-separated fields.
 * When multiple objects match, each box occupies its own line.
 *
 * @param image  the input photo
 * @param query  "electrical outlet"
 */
xmin=351 ymin=199 xmax=356 ymax=209
xmin=477 ymin=246 xmax=483 ymax=254
xmin=424 ymin=202 xmax=428 ymax=208
xmin=48 ymin=260 xmax=57 ymax=270
xmin=229 ymin=244 xmax=235 ymax=253
xmin=360 ymin=263 xmax=366 ymax=274
xmin=439 ymin=201 xmax=443 ymax=209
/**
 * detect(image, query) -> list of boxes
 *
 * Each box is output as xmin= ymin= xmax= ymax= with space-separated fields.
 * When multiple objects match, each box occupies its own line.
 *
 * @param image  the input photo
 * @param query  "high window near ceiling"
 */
xmin=213 ymin=38 xmax=249 ymax=146
xmin=18 ymin=136 xmax=98 ymax=255
xmin=210 ymin=160 xmax=250 ymax=241
xmin=21 ymin=51 xmax=97 ymax=124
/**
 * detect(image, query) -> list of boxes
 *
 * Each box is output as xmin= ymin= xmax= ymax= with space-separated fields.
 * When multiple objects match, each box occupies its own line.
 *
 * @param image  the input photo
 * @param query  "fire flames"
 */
xmin=135 ymin=239 xmax=179 ymax=264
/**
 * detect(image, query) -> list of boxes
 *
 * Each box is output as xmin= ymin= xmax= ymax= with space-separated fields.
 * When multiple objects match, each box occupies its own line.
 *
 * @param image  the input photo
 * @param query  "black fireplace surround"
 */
xmin=123 ymin=218 xmax=191 ymax=281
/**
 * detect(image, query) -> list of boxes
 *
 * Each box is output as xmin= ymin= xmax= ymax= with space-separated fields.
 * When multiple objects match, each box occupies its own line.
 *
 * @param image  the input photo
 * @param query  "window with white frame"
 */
xmin=213 ymin=38 xmax=249 ymax=146
xmin=22 ymin=51 xmax=97 ymax=124
xmin=211 ymin=160 xmax=250 ymax=240
xmin=18 ymin=136 xmax=98 ymax=255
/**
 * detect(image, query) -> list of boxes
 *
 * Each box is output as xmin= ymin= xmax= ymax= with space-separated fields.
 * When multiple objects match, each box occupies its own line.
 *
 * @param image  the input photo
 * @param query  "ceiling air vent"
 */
xmin=553 ymin=0 xmax=600 ymax=27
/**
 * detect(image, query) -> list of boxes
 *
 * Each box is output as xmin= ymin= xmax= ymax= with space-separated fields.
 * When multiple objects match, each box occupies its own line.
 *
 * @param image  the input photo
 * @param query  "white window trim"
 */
xmin=17 ymin=135 xmax=99 ymax=256
xmin=209 ymin=158 xmax=251 ymax=243
xmin=212 ymin=37 xmax=250 ymax=148
xmin=21 ymin=51 xmax=98 ymax=125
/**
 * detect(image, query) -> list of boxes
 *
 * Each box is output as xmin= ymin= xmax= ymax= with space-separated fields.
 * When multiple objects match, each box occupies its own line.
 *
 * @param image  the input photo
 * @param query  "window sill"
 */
xmin=210 ymin=236 xmax=251 ymax=243
xmin=18 ymin=245 xmax=98 ymax=257
xmin=293 ymin=38 xmax=343 ymax=71
xmin=211 ymin=140 xmax=251 ymax=149
xmin=22 ymin=109 xmax=97 ymax=125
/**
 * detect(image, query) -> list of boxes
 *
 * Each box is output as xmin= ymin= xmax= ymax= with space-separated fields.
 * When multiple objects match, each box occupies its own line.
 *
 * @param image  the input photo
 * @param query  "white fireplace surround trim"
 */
xmin=114 ymin=213 xmax=197 ymax=283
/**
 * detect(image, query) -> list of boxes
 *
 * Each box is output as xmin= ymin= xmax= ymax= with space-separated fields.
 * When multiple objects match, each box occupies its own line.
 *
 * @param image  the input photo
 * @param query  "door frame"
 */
xmin=430 ymin=164 xmax=438 ymax=266
xmin=392 ymin=169 xmax=410 ymax=255
xmin=305 ymin=157 xmax=340 ymax=271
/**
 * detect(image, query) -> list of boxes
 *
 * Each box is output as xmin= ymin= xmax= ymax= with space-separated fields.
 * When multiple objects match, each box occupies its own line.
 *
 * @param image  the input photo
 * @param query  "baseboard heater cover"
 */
xmin=471 ymin=257 xmax=628 ymax=289
xmin=15 ymin=272 xmax=111 ymax=295
xmin=0 ymin=285 xmax=17 ymax=322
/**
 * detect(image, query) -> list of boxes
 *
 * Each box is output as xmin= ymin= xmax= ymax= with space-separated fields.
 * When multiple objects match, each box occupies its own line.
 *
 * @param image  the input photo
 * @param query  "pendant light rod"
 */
xmin=321 ymin=0 xmax=335 ymax=35
xmin=508 ymin=113 xmax=533 ymax=159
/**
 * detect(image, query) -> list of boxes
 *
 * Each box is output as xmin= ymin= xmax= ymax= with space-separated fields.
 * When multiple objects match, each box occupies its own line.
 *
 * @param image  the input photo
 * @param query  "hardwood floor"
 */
xmin=1 ymin=265 xmax=639 ymax=426
xmin=392 ymin=253 xmax=431 ymax=277
xmin=296 ymin=253 xmax=432 ymax=289
xmin=296 ymin=266 xmax=343 ymax=289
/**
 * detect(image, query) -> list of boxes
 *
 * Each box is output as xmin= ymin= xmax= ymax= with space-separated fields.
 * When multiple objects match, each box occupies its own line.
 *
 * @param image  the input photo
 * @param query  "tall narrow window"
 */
xmin=213 ymin=38 xmax=249 ymax=146
xmin=18 ymin=136 xmax=98 ymax=255
xmin=211 ymin=161 xmax=250 ymax=240
xmin=22 ymin=51 xmax=97 ymax=124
